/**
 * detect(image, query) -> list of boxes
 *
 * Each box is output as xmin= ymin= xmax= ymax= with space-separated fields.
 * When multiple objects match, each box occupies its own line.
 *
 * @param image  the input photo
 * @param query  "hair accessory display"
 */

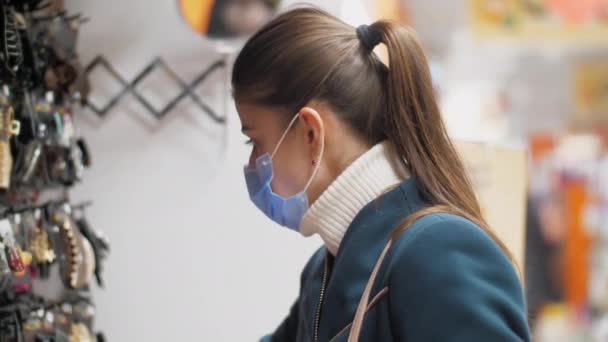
xmin=0 ymin=2 xmax=109 ymax=339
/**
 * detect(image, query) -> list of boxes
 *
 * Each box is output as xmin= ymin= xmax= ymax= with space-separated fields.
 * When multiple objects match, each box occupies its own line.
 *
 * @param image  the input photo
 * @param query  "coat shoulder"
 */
xmin=384 ymin=213 xmax=530 ymax=341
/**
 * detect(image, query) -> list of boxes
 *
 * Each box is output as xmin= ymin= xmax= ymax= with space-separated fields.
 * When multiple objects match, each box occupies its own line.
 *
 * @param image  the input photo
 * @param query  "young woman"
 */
xmin=233 ymin=7 xmax=530 ymax=342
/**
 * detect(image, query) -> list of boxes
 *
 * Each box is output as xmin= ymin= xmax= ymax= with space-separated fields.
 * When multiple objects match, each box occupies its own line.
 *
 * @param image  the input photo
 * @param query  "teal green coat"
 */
xmin=262 ymin=178 xmax=530 ymax=341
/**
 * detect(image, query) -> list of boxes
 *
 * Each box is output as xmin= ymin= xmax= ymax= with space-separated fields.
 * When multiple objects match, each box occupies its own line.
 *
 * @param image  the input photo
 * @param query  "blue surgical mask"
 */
xmin=243 ymin=114 xmax=324 ymax=231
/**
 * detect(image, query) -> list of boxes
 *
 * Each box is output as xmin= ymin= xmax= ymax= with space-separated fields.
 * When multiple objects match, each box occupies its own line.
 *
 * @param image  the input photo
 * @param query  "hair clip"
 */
xmin=0 ymin=241 xmax=12 ymax=278
xmin=0 ymin=104 xmax=21 ymax=189
xmin=55 ymin=213 xmax=94 ymax=289
xmin=0 ymin=218 xmax=24 ymax=272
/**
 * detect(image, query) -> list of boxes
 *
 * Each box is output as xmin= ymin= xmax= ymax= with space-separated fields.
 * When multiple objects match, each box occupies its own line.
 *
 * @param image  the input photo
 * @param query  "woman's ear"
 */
xmin=299 ymin=107 xmax=325 ymax=143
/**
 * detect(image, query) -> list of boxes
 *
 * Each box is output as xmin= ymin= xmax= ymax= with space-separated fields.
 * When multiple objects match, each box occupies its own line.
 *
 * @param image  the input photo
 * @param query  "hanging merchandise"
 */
xmin=0 ymin=1 xmax=109 ymax=341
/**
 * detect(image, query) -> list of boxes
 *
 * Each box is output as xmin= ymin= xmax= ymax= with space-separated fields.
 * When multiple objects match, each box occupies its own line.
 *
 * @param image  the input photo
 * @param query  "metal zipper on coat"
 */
xmin=314 ymin=255 xmax=329 ymax=342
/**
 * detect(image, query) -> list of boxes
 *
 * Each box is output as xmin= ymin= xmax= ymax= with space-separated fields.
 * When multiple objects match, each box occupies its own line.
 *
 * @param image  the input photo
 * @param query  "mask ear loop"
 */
xmin=303 ymin=122 xmax=324 ymax=192
xmin=269 ymin=112 xmax=324 ymax=193
xmin=271 ymin=113 xmax=300 ymax=159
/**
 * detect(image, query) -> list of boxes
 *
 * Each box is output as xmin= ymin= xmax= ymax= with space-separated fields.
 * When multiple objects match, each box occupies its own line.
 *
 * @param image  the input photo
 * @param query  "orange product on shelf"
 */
xmin=562 ymin=178 xmax=592 ymax=308
xmin=530 ymin=134 xmax=557 ymax=162
xmin=178 ymin=0 xmax=215 ymax=35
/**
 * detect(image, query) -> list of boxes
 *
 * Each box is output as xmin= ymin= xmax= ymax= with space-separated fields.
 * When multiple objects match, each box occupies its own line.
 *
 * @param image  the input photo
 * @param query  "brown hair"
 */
xmin=232 ymin=8 xmax=515 ymax=264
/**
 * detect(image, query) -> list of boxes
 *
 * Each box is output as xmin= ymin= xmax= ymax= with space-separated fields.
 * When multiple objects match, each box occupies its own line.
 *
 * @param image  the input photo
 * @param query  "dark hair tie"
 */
xmin=356 ymin=24 xmax=381 ymax=51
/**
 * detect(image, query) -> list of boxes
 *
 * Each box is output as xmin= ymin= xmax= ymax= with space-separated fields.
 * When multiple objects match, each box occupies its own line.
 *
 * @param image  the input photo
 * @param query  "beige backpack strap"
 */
xmin=348 ymin=239 xmax=394 ymax=342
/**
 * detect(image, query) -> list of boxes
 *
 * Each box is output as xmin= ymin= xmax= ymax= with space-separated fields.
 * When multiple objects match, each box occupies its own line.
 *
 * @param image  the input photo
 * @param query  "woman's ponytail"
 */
xmin=371 ymin=21 xmax=517 ymax=266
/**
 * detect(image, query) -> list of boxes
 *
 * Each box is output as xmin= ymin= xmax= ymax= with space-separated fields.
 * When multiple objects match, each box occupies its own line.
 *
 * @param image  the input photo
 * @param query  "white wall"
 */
xmin=64 ymin=0 xmax=348 ymax=341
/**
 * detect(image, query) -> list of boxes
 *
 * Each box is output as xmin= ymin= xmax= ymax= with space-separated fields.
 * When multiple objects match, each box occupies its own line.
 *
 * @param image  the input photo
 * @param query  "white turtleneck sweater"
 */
xmin=300 ymin=141 xmax=409 ymax=255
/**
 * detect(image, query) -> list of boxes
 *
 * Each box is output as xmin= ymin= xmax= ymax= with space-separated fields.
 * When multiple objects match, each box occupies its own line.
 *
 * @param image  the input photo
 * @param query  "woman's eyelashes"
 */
xmin=244 ymin=138 xmax=254 ymax=146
